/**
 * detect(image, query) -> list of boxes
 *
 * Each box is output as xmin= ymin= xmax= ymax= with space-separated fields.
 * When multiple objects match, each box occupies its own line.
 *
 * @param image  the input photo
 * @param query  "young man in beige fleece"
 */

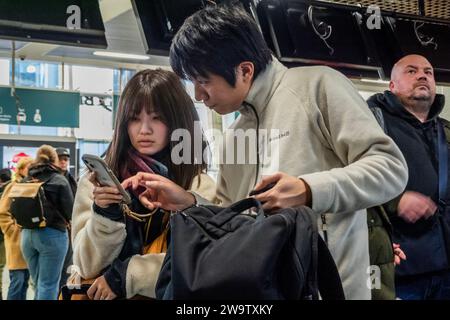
xmin=123 ymin=4 xmax=408 ymax=299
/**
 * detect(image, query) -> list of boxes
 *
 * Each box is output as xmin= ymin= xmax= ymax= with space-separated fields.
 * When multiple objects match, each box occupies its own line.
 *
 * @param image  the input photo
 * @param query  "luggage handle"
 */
xmin=208 ymin=198 xmax=264 ymax=227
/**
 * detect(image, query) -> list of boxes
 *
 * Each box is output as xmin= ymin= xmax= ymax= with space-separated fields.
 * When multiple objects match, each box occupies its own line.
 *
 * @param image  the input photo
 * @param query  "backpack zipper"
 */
xmin=321 ymin=214 xmax=328 ymax=244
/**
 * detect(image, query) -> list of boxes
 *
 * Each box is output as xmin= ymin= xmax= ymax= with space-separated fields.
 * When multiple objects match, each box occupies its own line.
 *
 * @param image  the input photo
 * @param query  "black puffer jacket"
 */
xmin=28 ymin=163 xmax=74 ymax=231
xmin=63 ymin=170 xmax=78 ymax=197
xmin=367 ymin=91 xmax=450 ymax=277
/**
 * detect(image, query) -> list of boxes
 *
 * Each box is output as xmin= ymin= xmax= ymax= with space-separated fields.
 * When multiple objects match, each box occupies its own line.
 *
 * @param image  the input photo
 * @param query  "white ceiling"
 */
xmin=0 ymin=0 xmax=170 ymax=70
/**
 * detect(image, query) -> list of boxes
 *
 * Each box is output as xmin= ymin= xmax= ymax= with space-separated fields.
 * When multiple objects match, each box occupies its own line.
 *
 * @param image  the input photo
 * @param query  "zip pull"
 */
xmin=179 ymin=211 xmax=188 ymax=217
xmin=321 ymin=214 xmax=328 ymax=244
xmin=244 ymin=101 xmax=261 ymax=188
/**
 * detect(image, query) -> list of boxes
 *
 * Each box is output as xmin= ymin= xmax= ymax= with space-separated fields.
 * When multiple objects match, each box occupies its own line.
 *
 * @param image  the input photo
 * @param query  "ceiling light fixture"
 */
xmin=360 ymin=78 xmax=389 ymax=84
xmin=93 ymin=51 xmax=150 ymax=60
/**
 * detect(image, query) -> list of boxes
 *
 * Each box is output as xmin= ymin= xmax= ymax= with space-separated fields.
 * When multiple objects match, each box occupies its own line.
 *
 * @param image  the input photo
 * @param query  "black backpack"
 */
xmin=155 ymin=198 xmax=344 ymax=300
xmin=8 ymin=176 xmax=56 ymax=229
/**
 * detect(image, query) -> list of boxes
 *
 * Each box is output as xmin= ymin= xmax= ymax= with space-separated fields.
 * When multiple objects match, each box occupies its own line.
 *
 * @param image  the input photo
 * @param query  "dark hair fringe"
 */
xmin=170 ymin=2 xmax=272 ymax=86
xmin=105 ymin=69 xmax=209 ymax=190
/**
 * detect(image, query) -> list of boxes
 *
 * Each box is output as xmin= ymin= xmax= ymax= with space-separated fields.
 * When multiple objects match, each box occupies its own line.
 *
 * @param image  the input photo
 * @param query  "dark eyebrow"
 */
xmin=404 ymin=65 xmax=433 ymax=72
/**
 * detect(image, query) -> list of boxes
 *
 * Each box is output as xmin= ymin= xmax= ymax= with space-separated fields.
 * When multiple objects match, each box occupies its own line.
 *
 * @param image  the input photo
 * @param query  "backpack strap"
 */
xmin=316 ymin=236 xmax=345 ymax=300
xmin=207 ymin=198 xmax=263 ymax=227
xmin=436 ymin=118 xmax=448 ymax=209
xmin=304 ymin=208 xmax=345 ymax=300
xmin=440 ymin=118 xmax=450 ymax=144
xmin=369 ymin=105 xmax=387 ymax=134
xmin=436 ymin=118 xmax=450 ymax=261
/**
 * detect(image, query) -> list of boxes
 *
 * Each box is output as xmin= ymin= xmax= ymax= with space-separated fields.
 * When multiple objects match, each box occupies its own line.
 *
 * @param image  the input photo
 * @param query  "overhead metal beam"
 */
xmin=418 ymin=0 xmax=425 ymax=16
xmin=99 ymin=0 xmax=133 ymax=23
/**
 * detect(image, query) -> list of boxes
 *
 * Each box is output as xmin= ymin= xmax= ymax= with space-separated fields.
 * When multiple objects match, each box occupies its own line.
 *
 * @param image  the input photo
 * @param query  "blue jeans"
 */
xmin=8 ymin=269 xmax=30 ymax=300
xmin=21 ymin=228 xmax=68 ymax=300
xmin=59 ymin=237 xmax=73 ymax=290
xmin=396 ymin=270 xmax=450 ymax=300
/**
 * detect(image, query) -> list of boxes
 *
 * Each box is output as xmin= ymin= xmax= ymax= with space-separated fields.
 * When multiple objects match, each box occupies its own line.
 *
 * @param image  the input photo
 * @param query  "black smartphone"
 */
xmin=249 ymin=182 xmax=276 ymax=196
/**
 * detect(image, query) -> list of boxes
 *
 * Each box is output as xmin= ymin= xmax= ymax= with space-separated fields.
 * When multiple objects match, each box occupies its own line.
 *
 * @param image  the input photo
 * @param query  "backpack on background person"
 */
xmin=8 ymin=177 xmax=66 ymax=229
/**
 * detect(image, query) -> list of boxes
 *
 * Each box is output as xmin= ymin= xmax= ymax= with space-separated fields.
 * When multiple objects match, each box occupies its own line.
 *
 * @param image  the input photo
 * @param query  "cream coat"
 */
xmin=72 ymin=173 xmax=217 ymax=298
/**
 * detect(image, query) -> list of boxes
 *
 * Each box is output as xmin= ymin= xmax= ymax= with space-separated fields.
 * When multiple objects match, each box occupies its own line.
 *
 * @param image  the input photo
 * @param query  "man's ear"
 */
xmin=238 ymin=61 xmax=254 ymax=83
xmin=389 ymin=80 xmax=395 ymax=92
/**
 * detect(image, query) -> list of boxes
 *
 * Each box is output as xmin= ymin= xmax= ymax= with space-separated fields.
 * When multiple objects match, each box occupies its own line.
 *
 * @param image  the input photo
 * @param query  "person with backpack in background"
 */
xmin=0 ymin=157 xmax=33 ymax=300
xmin=54 ymin=147 xmax=76 ymax=291
xmin=19 ymin=145 xmax=73 ymax=300
xmin=367 ymin=54 xmax=450 ymax=300
xmin=13 ymin=158 xmax=34 ymax=183
xmin=122 ymin=4 xmax=409 ymax=300
xmin=71 ymin=69 xmax=217 ymax=300
xmin=0 ymin=168 xmax=12 ymax=300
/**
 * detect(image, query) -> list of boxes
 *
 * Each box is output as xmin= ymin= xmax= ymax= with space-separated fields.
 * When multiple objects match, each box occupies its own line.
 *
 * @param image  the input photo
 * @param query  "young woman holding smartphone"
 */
xmin=71 ymin=69 xmax=216 ymax=300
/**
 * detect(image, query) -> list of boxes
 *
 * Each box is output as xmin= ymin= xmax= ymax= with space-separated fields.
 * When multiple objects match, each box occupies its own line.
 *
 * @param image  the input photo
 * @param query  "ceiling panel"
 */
xmin=319 ymin=0 xmax=450 ymax=20
xmin=0 ymin=40 xmax=27 ymax=51
xmin=0 ymin=1 xmax=170 ymax=68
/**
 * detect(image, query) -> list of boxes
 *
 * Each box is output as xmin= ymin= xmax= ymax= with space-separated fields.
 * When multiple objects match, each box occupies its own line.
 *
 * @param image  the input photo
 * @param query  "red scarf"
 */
xmin=120 ymin=148 xmax=167 ymax=198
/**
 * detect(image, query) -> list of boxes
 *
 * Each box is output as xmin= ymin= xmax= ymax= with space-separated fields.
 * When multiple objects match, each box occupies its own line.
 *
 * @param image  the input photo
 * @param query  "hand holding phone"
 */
xmin=249 ymin=182 xmax=276 ymax=196
xmin=82 ymin=154 xmax=132 ymax=204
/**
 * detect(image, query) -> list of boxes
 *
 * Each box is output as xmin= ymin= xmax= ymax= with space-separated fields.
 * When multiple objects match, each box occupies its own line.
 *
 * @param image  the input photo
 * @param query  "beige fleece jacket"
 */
xmin=72 ymin=173 xmax=217 ymax=299
xmin=210 ymin=58 xmax=408 ymax=300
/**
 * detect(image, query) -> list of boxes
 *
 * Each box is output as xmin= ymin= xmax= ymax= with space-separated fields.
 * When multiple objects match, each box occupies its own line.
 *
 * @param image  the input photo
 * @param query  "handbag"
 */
xmin=156 ymin=198 xmax=344 ymax=300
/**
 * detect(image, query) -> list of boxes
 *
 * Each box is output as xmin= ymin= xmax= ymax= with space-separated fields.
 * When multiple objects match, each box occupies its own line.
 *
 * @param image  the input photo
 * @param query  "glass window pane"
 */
xmin=11 ymin=60 xmax=60 ymax=89
xmin=74 ymin=104 xmax=113 ymax=140
xmin=8 ymin=124 xmax=58 ymax=135
xmin=0 ymin=58 xmax=10 ymax=85
xmin=113 ymin=69 xmax=136 ymax=93
xmin=72 ymin=65 xmax=113 ymax=94
xmin=78 ymin=140 xmax=110 ymax=172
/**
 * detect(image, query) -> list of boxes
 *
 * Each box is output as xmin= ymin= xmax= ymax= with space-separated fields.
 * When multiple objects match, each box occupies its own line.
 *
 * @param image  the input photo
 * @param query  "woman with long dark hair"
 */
xmin=71 ymin=69 xmax=216 ymax=300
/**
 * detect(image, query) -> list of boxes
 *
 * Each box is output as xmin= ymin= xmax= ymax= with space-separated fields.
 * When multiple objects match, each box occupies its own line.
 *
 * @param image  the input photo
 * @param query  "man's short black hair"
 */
xmin=170 ymin=2 xmax=272 ymax=87
xmin=0 ymin=168 xmax=11 ymax=183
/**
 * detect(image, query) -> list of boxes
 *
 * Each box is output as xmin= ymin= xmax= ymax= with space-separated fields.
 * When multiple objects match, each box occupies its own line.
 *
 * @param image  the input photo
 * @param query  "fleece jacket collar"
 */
xmin=240 ymin=57 xmax=287 ymax=117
